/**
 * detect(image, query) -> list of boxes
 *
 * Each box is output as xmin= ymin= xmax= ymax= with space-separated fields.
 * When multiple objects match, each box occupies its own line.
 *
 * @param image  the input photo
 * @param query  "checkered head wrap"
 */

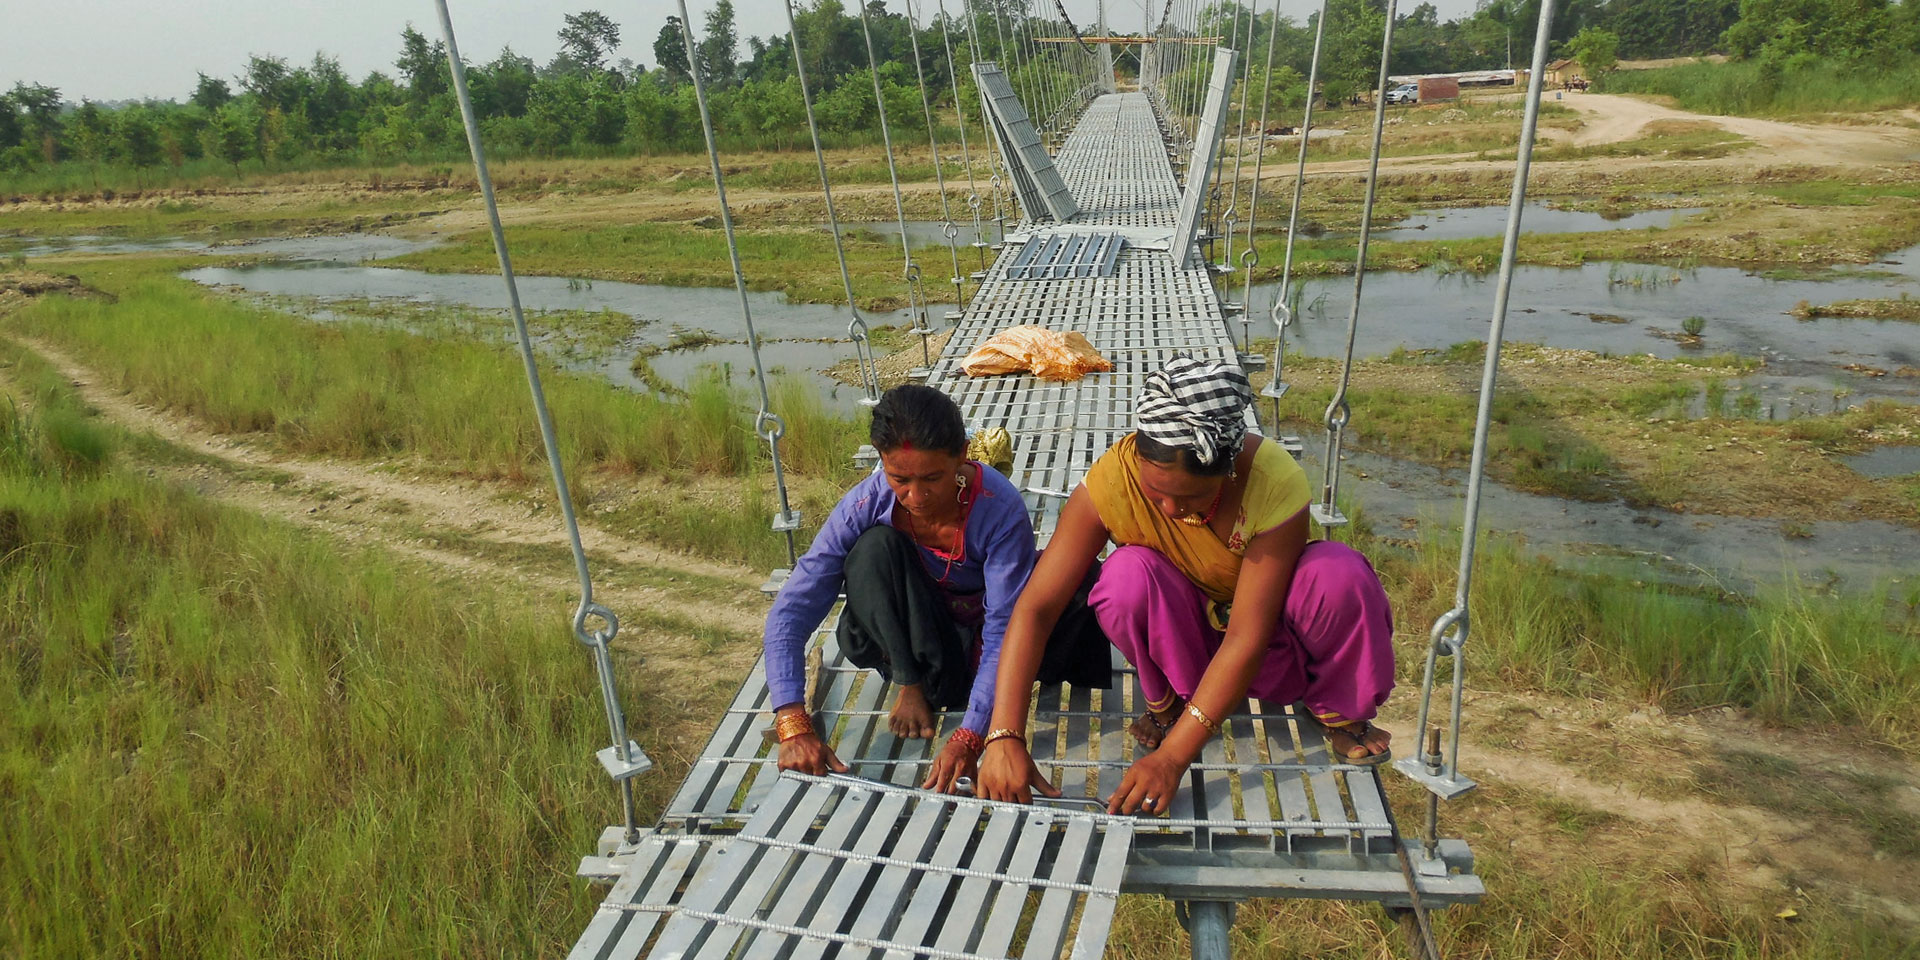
xmin=1133 ymin=355 xmax=1252 ymax=467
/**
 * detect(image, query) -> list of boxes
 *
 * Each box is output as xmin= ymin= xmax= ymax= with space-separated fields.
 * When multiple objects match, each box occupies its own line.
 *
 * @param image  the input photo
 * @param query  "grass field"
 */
xmin=0 ymin=344 xmax=637 ymax=955
xmin=5 ymin=347 xmax=1916 ymax=957
xmin=1596 ymin=55 xmax=1920 ymax=118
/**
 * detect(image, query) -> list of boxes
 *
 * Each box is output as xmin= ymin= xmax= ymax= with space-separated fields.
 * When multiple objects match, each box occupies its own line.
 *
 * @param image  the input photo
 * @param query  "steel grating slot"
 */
xmin=1005 ymin=232 xmax=1127 ymax=280
xmin=628 ymin=774 xmax=1132 ymax=960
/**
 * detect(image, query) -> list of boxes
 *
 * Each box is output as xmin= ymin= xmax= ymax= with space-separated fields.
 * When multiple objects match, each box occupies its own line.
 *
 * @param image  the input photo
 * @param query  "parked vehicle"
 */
xmin=1386 ymin=82 xmax=1419 ymax=105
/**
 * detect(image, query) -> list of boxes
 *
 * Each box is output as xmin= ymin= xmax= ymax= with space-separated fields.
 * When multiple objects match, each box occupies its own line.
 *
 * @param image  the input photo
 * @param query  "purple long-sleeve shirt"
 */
xmin=763 ymin=464 xmax=1036 ymax=734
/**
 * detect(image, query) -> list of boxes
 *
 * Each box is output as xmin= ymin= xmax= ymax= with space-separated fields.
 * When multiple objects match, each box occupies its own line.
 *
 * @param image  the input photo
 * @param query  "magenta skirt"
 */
xmin=1087 ymin=541 xmax=1395 ymax=724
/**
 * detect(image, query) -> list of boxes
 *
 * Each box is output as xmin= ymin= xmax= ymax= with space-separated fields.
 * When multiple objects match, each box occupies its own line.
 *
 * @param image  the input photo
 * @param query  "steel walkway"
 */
xmin=570 ymin=91 xmax=1480 ymax=960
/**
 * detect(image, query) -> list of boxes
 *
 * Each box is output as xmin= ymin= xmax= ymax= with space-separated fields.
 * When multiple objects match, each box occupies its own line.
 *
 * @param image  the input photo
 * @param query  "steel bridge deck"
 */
xmin=571 ymin=91 xmax=1479 ymax=960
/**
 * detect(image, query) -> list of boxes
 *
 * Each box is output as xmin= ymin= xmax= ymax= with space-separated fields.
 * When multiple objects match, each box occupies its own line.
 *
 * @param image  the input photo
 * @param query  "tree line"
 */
xmin=2 ymin=0 xmax=1913 ymax=187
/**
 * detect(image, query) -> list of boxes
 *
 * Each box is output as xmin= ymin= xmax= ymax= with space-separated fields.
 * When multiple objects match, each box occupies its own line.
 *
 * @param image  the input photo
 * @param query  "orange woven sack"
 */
xmin=960 ymin=325 xmax=1113 ymax=382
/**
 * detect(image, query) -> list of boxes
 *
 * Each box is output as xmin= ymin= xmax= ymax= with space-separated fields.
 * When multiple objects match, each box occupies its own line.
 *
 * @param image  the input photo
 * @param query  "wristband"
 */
xmin=775 ymin=710 xmax=816 ymax=743
xmin=1185 ymin=702 xmax=1221 ymax=736
xmin=984 ymin=727 xmax=1026 ymax=747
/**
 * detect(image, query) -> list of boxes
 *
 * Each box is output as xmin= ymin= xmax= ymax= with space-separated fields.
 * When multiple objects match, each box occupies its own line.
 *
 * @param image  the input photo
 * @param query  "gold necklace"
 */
xmin=1178 ymin=482 xmax=1226 ymax=527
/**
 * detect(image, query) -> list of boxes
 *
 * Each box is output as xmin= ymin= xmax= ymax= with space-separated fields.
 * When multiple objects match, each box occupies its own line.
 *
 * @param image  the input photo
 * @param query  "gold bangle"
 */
xmin=984 ymin=727 xmax=1026 ymax=747
xmin=1185 ymin=702 xmax=1221 ymax=736
xmin=775 ymin=711 xmax=816 ymax=743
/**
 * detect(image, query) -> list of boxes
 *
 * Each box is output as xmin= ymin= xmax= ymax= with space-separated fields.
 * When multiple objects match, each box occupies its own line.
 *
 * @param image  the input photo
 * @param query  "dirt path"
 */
xmin=9 ymin=336 xmax=773 ymax=692
xmin=1559 ymin=91 xmax=1920 ymax=165
xmin=1381 ymin=691 xmax=1920 ymax=927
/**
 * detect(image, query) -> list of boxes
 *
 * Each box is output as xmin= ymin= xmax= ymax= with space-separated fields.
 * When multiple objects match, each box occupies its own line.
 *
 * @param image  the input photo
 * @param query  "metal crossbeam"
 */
xmin=1169 ymin=47 xmax=1240 ymax=268
xmin=976 ymin=63 xmax=1081 ymax=224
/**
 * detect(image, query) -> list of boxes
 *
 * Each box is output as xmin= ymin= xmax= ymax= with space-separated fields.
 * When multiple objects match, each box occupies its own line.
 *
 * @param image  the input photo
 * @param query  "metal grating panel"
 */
xmin=976 ymin=63 xmax=1080 ymax=224
xmin=1169 ymin=47 xmax=1239 ymax=269
xmin=1005 ymin=232 xmax=1126 ymax=280
xmin=583 ymin=774 xmax=1132 ymax=960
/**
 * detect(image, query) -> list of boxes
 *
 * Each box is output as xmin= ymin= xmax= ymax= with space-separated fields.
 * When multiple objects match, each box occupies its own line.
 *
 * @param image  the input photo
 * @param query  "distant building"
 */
xmin=1544 ymin=59 xmax=1581 ymax=86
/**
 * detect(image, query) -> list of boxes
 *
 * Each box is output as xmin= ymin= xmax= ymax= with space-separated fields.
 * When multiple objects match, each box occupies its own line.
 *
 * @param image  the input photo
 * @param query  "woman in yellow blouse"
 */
xmin=977 ymin=356 xmax=1396 ymax=814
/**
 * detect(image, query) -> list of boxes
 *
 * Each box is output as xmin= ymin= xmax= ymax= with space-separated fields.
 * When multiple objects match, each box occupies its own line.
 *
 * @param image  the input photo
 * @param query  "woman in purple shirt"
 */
xmin=764 ymin=385 xmax=1106 ymax=792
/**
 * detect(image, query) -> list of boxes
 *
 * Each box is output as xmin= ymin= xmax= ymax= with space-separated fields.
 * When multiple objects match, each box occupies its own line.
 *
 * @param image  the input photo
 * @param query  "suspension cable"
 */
xmin=432 ymin=0 xmax=646 ymax=847
xmin=783 ymin=0 xmax=882 ymax=409
xmin=1402 ymin=0 xmax=1562 ymax=836
xmin=902 ymin=0 xmax=958 ymax=370
xmin=967 ymin=0 xmax=1013 ymax=244
xmin=856 ymin=0 xmax=935 ymax=381
xmin=1256 ymin=0 xmax=1330 ymax=395
xmin=671 ymin=0 xmax=814 ymax=571
xmin=1313 ymin=0 xmax=1398 ymax=532
xmin=936 ymin=0 xmax=991 ymax=271
xmin=1218 ymin=0 xmax=1253 ymax=275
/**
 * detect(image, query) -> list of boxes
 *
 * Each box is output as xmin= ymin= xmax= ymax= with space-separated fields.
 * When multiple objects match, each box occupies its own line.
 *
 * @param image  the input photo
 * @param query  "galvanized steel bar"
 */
xmin=432 ymin=0 xmax=645 ymax=843
xmin=1402 ymin=0 xmax=1561 ymax=805
xmin=1315 ymin=0 xmax=1399 ymax=532
xmin=1259 ymin=0 xmax=1331 ymax=400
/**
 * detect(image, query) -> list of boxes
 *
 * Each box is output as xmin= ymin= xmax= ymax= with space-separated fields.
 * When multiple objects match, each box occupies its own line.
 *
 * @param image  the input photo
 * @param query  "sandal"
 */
xmin=1323 ymin=718 xmax=1392 ymax=766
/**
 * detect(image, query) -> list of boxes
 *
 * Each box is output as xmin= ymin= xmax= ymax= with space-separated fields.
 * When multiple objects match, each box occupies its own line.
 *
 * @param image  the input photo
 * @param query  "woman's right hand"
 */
xmin=777 ymin=733 xmax=847 ymax=776
xmin=976 ymin=739 xmax=1061 ymax=804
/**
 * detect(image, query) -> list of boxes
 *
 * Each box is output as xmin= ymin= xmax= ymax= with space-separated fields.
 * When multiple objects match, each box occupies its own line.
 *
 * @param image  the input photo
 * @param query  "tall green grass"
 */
xmin=0 ymin=356 xmax=658 ymax=956
xmin=1382 ymin=529 xmax=1920 ymax=751
xmin=1 ymin=261 xmax=864 ymax=489
xmin=1597 ymin=55 xmax=1920 ymax=117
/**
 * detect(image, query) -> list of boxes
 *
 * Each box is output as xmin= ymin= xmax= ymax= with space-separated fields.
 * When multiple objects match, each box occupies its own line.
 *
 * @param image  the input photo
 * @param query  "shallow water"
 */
xmin=1843 ymin=444 xmax=1920 ymax=479
xmin=1375 ymin=203 xmax=1706 ymax=242
xmin=1242 ymin=244 xmax=1920 ymax=407
xmin=13 ymin=234 xmax=208 ymax=257
xmin=1306 ymin=448 xmax=1917 ymax=590
xmin=182 ymin=261 xmax=912 ymax=409
xmin=12 ymin=231 xmax=435 ymax=262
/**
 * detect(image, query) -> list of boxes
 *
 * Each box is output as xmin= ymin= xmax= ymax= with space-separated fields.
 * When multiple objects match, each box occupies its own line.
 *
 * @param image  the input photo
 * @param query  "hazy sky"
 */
xmin=4 ymin=0 xmax=1484 ymax=104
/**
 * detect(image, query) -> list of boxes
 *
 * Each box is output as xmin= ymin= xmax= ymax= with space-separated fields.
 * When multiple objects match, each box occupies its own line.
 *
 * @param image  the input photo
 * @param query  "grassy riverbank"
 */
xmin=0 ymin=345 xmax=636 ymax=955
xmin=0 ymin=260 xmax=864 ymax=565
xmin=1256 ymin=344 xmax=1920 ymax=525
xmin=384 ymin=220 xmax=961 ymax=310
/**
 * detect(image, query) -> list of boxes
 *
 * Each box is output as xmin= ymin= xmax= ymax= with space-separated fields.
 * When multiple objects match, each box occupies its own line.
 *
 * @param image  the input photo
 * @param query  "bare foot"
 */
xmin=889 ymin=684 xmax=937 ymax=739
xmin=1325 ymin=721 xmax=1392 ymax=762
xmin=1129 ymin=700 xmax=1183 ymax=749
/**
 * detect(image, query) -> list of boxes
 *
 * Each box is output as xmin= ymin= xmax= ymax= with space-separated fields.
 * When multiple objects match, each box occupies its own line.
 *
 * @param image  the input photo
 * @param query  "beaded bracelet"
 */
xmin=948 ymin=727 xmax=985 ymax=756
xmin=1185 ymin=702 xmax=1221 ymax=736
xmin=774 ymin=710 xmax=816 ymax=743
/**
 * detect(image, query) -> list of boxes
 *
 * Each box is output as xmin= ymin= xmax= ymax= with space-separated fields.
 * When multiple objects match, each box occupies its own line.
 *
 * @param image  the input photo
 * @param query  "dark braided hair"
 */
xmin=1134 ymin=432 xmax=1236 ymax=477
xmin=870 ymin=384 xmax=967 ymax=456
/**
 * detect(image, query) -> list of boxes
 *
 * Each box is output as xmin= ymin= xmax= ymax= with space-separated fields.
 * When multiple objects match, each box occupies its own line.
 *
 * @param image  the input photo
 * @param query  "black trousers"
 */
xmin=836 ymin=525 xmax=1110 ymax=709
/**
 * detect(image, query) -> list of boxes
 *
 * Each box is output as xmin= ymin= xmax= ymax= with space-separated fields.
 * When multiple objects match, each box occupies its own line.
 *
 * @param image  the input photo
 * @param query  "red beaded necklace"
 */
xmin=902 ymin=463 xmax=975 ymax=584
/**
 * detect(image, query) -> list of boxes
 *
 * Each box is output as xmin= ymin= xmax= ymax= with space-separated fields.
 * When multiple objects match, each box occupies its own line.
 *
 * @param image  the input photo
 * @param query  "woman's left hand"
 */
xmin=1107 ymin=750 xmax=1185 ymax=815
xmin=922 ymin=735 xmax=980 ymax=794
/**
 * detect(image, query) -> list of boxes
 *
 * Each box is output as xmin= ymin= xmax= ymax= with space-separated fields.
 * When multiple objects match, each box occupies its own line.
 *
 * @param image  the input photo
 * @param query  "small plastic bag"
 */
xmin=967 ymin=427 xmax=1015 ymax=478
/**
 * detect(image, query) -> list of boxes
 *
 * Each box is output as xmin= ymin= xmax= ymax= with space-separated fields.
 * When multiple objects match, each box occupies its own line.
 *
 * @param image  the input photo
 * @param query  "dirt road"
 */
xmin=1558 ymin=90 xmax=1920 ymax=165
